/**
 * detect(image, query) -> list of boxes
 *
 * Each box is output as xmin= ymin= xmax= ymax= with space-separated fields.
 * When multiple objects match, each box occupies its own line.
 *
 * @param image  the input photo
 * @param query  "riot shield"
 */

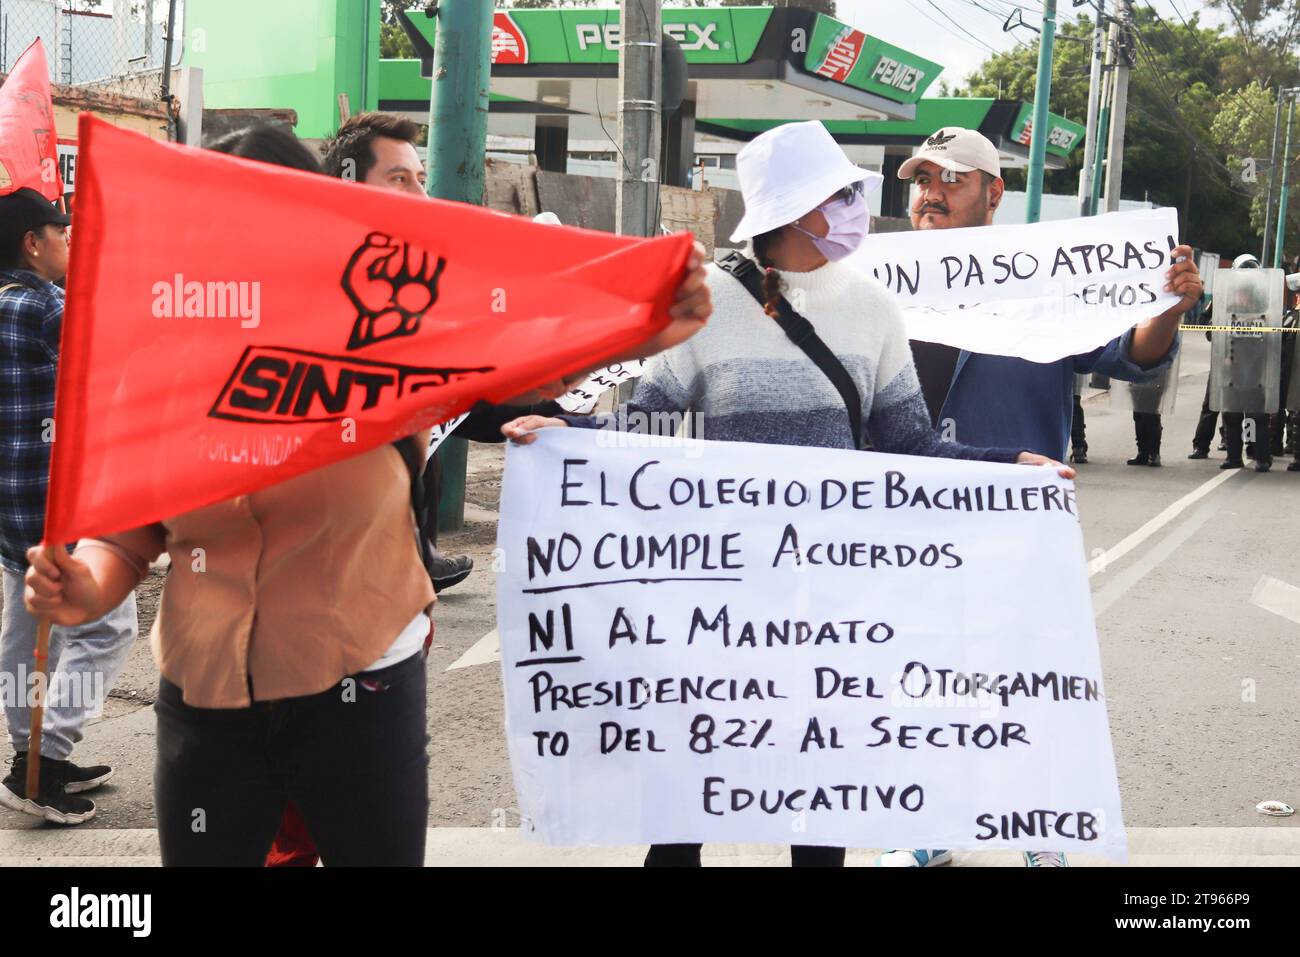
xmin=1108 ymin=346 xmax=1182 ymax=415
xmin=1208 ymin=268 xmax=1283 ymax=413
xmin=1197 ymin=251 xmax=1219 ymax=308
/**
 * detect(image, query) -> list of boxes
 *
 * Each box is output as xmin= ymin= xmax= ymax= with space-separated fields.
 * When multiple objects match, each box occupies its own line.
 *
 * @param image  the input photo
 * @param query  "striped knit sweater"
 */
xmin=563 ymin=260 xmax=1022 ymax=463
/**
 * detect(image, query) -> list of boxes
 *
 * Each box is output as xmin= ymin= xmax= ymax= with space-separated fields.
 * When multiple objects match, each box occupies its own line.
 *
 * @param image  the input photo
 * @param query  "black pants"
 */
xmin=1222 ymin=411 xmax=1270 ymax=464
xmin=154 ymin=652 xmax=429 ymax=866
xmin=1070 ymin=395 xmax=1087 ymax=453
xmin=1192 ymin=381 xmax=1218 ymax=453
xmin=423 ymin=452 xmax=442 ymax=547
xmin=1269 ymin=408 xmax=1299 ymax=454
xmin=645 ymin=843 xmax=845 ymax=867
xmin=1133 ymin=412 xmax=1163 ymax=455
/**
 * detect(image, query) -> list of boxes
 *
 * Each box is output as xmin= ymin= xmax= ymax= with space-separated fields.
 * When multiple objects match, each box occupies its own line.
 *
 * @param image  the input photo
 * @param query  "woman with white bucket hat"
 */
xmin=503 ymin=120 xmax=1071 ymax=867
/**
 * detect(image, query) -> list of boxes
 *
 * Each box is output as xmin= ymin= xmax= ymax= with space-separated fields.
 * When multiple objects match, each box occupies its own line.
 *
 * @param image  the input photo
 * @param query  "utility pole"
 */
xmin=426 ymin=0 xmax=493 ymax=533
xmin=1089 ymin=16 xmax=1117 ymax=215
xmin=1261 ymin=86 xmax=1284 ymax=265
xmin=1025 ymin=0 xmax=1057 ymax=223
xmin=1077 ymin=1 xmax=1106 ymax=216
xmin=616 ymin=0 xmax=662 ymax=238
xmin=1274 ymin=89 xmax=1298 ymax=268
xmin=1102 ymin=0 xmax=1133 ymax=213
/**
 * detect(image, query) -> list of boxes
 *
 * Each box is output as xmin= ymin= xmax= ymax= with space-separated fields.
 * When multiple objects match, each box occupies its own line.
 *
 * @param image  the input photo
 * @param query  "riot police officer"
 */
xmin=1208 ymin=255 xmax=1284 ymax=472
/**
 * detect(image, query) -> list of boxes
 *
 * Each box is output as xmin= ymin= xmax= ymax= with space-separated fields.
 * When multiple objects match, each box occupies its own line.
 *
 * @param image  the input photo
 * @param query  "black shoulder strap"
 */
xmin=716 ymin=250 xmax=864 ymax=449
xmin=392 ymin=437 xmax=435 ymax=575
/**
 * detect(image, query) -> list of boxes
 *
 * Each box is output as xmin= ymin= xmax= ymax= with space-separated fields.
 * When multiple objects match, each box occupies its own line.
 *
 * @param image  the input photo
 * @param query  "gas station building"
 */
xmin=182 ymin=2 xmax=1088 ymax=219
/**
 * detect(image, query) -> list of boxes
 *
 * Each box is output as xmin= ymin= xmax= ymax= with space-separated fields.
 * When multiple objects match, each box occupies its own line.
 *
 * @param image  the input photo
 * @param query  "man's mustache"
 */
xmin=919 ymin=202 xmax=949 ymax=216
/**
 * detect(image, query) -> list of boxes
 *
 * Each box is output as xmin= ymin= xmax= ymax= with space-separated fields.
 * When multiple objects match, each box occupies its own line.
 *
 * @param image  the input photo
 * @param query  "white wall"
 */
xmin=995 ymin=189 xmax=1154 ymax=224
xmin=1 ymin=0 xmax=181 ymax=83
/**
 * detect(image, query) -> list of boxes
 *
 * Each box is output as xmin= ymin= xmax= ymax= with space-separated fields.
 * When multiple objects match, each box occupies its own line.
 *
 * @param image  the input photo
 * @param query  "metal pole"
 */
xmin=1089 ymin=18 xmax=1117 ymax=215
xmin=1077 ymin=1 xmax=1105 ymax=216
xmin=427 ymin=0 xmax=493 ymax=534
xmin=159 ymin=0 xmax=177 ymax=105
xmin=1274 ymin=92 xmax=1296 ymax=268
xmin=1025 ymin=0 xmax=1057 ymax=223
xmin=616 ymin=0 xmax=661 ymax=238
xmin=1263 ymin=86 xmax=1286 ymax=265
xmin=1103 ymin=0 xmax=1132 ymax=213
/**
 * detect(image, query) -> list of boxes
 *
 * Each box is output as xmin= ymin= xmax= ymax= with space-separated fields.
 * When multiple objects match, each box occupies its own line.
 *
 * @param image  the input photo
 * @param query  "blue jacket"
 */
xmin=938 ymin=327 xmax=1179 ymax=461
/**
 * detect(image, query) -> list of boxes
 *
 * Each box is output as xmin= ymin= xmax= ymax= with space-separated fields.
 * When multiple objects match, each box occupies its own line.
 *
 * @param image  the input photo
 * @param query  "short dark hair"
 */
xmin=205 ymin=124 xmax=324 ymax=174
xmin=320 ymin=112 xmax=420 ymax=181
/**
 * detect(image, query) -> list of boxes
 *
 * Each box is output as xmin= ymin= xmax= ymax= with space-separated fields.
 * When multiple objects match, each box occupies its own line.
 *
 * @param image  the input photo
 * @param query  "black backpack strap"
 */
xmin=392 ymin=437 xmax=436 ymax=576
xmin=716 ymin=251 xmax=864 ymax=449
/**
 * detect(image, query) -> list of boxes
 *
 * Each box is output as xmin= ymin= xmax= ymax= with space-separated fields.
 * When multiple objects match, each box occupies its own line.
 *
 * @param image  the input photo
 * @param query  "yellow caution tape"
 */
xmin=1180 ymin=324 xmax=1298 ymax=333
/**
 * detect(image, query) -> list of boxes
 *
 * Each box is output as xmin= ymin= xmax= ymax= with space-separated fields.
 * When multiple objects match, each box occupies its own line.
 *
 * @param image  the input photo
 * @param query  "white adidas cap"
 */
xmin=897 ymin=127 xmax=1002 ymax=180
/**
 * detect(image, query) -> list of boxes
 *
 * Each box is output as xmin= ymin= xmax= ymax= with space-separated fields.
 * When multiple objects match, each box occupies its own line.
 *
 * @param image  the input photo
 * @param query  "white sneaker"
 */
xmin=874 ymin=848 xmax=953 ymax=867
xmin=1023 ymin=850 xmax=1069 ymax=867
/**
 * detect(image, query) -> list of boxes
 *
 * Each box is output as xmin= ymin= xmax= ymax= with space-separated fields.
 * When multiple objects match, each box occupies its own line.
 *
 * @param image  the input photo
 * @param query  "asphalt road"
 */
xmin=2 ymin=333 xmax=1297 ymax=844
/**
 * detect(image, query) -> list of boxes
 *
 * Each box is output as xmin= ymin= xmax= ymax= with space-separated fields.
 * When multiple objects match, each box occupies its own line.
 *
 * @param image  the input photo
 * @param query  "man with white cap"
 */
xmin=894 ymin=127 xmax=1202 ymax=461
xmin=873 ymin=128 xmax=1204 ymax=869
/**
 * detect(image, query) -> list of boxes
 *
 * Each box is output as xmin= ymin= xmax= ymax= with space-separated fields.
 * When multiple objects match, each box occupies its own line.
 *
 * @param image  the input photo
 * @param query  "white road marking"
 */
xmin=445 ymin=629 xmax=500 ymax=671
xmin=1249 ymin=575 xmax=1300 ymax=626
xmin=1090 ymin=497 xmax=1221 ymax=618
xmin=1088 ymin=467 xmax=1241 ymax=578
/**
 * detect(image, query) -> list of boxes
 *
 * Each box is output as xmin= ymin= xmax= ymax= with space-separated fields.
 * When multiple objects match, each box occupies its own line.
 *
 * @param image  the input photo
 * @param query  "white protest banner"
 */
xmin=496 ymin=429 xmax=1127 ymax=859
xmin=847 ymin=208 xmax=1180 ymax=363
xmin=555 ymin=360 xmax=646 ymax=414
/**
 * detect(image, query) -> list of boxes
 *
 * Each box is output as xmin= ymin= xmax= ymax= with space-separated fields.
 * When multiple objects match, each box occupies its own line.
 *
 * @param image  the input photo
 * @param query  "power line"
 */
xmin=922 ymin=0 xmax=1003 ymax=54
xmin=1140 ymin=0 xmax=1275 ymax=129
xmin=1127 ymin=22 xmax=1263 ymax=198
xmin=903 ymin=0 xmax=1003 ymax=55
xmin=1126 ymin=15 xmax=1274 ymax=190
xmin=955 ymin=0 xmax=1035 ymax=50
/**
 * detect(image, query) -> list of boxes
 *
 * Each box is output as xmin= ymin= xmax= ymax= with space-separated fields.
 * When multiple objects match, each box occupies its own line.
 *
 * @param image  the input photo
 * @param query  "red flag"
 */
xmin=45 ymin=114 xmax=692 ymax=544
xmin=0 ymin=39 xmax=63 ymax=200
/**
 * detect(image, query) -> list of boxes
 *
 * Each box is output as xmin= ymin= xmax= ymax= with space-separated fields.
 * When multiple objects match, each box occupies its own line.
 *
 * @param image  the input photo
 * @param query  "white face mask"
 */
xmin=792 ymin=183 xmax=870 ymax=261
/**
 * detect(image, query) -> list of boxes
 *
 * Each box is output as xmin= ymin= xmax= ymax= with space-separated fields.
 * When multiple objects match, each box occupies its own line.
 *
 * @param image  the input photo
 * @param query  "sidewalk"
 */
xmin=0 ymin=827 xmax=1296 ymax=866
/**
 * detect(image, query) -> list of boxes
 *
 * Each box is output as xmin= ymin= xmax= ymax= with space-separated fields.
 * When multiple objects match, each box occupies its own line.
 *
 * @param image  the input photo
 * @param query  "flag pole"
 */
xmin=24 ymin=545 xmax=56 ymax=798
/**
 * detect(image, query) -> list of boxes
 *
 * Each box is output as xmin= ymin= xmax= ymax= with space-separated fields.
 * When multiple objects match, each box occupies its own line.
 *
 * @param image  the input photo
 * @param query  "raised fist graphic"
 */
xmin=342 ymin=231 xmax=447 ymax=351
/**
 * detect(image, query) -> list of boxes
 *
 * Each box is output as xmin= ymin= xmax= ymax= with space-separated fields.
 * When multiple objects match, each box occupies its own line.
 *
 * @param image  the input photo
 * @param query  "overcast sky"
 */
xmin=834 ymin=0 xmax=1233 ymax=95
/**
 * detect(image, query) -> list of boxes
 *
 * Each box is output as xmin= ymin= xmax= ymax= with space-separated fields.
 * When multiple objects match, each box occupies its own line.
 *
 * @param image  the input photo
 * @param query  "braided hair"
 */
xmin=748 ymin=185 xmax=857 ymax=319
xmin=750 ymin=229 xmax=784 ymax=319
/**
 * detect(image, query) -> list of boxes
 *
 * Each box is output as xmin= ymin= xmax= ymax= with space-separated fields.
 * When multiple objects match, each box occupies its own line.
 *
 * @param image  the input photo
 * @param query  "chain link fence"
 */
xmin=0 ymin=0 xmax=182 ymax=102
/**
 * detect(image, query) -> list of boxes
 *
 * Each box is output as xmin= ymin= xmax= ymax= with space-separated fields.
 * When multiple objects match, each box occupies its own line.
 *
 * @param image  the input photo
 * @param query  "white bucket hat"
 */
xmin=729 ymin=120 xmax=882 ymax=244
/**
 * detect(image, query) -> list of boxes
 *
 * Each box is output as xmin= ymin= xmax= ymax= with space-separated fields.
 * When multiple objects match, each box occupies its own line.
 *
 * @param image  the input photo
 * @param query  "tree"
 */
xmin=954 ymin=8 xmax=1260 ymax=254
xmin=1211 ymin=81 xmax=1300 ymax=256
xmin=1209 ymin=0 xmax=1300 ymax=90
